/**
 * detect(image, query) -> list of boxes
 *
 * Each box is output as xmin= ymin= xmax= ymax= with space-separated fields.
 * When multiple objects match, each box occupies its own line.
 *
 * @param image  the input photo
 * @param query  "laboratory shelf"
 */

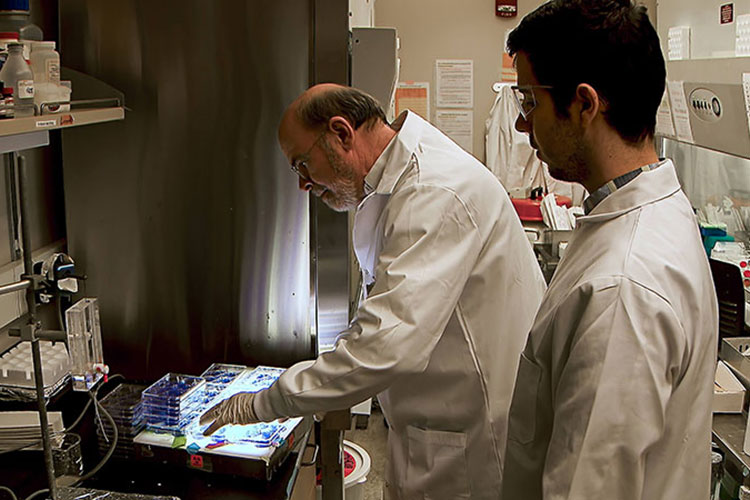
xmin=713 ymin=413 xmax=750 ymax=474
xmin=0 ymin=106 xmax=125 ymax=154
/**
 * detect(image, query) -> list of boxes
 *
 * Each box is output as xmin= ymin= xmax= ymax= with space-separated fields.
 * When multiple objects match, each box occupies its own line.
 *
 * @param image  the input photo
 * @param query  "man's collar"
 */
xmin=364 ymin=111 xmax=426 ymax=196
xmin=582 ymin=160 xmax=666 ymax=214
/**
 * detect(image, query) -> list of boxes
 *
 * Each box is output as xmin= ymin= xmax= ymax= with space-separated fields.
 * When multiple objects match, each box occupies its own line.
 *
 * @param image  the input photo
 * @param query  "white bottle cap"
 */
xmin=33 ymin=41 xmax=56 ymax=51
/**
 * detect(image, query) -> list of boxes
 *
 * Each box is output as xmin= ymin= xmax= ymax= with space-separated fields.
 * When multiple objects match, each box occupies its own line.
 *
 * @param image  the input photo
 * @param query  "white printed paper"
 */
xmin=655 ymin=90 xmax=675 ymax=137
xmin=666 ymin=81 xmax=694 ymax=143
xmin=436 ymin=109 xmax=473 ymax=153
xmin=742 ymin=73 xmax=750 ymax=137
xmin=435 ymin=60 xmax=473 ymax=108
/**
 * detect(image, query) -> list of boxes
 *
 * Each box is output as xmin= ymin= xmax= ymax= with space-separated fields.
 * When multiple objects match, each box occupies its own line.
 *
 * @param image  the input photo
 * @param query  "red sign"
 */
xmin=496 ymin=0 xmax=517 ymax=18
xmin=189 ymin=454 xmax=203 ymax=468
xmin=721 ymin=3 xmax=734 ymax=24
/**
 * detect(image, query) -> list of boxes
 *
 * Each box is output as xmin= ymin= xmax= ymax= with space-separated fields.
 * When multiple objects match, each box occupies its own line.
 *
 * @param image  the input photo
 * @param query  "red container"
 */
xmin=511 ymin=195 xmax=572 ymax=222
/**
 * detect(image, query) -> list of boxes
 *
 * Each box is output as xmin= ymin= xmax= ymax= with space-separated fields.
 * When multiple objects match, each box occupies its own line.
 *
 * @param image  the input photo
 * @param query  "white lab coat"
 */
xmin=254 ymin=111 xmax=547 ymax=499
xmin=485 ymin=84 xmax=586 ymax=206
xmin=501 ymin=160 xmax=719 ymax=500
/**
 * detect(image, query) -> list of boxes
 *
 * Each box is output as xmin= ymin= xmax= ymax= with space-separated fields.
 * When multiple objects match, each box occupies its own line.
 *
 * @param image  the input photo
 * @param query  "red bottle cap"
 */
xmin=0 ymin=32 xmax=18 ymax=39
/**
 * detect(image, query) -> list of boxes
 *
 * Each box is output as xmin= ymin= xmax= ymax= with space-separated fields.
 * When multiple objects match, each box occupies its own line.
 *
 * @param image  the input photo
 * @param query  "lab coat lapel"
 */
xmin=352 ymin=111 xmax=426 ymax=291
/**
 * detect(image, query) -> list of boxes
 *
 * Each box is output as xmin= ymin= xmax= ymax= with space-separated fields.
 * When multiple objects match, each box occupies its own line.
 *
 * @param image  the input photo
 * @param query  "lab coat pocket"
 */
xmin=508 ymin=352 xmax=541 ymax=445
xmin=406 ymin=426 xmax=470 ymax=500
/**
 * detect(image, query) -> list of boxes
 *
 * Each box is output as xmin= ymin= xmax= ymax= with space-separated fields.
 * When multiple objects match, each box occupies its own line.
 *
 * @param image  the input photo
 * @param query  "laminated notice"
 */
xmin=666 ymin=81 xmax=694 ymax=143
xmin=742 ymin=73 xmax=750 ymax=137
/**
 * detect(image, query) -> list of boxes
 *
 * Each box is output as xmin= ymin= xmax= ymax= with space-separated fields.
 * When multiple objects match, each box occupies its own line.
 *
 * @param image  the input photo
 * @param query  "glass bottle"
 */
xmin=0 ymin=41 xmax=32 ymax=116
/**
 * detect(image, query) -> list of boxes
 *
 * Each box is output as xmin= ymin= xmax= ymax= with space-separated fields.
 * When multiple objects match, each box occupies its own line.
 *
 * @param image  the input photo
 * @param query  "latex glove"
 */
xmin=199 ymin=392 xmax=259 ymax=436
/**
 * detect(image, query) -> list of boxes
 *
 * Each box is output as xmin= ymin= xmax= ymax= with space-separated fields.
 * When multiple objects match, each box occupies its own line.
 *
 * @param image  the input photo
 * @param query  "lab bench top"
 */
xmin=83 ymin=424 xmax=315 ymax=500
xmin=0 ymin=420 xmax=315 ymax=500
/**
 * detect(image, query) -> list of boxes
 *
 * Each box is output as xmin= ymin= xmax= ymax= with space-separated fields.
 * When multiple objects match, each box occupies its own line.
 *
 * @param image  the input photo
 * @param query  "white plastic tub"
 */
xmin=316 ymin=439 xmax=372 ymax=500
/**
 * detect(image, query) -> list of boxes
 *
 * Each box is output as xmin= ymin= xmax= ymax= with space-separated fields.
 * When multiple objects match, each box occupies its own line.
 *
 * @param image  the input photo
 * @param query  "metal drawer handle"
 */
xmin=300 ymin=443 xmax=319 ymax=467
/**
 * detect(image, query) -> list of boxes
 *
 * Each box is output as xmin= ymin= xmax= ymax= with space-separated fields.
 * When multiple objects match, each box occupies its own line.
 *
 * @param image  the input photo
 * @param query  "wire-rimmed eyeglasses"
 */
xmin=290 ymin=130 xmax=327 ymax=180
xmin=511 ymin=85 xmax=554 ymax=120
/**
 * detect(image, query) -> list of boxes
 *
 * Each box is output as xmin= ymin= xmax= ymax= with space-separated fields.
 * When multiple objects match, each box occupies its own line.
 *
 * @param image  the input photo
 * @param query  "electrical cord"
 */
xmin=23 ymin=489 xmax=46 ymax=500
xmin=65 ymin=374 xmax=124 ymax=433
xmin=0 ymin=486 xmax=18 ymax=500
xmin=73 ymin=391 xmax=118 ymax=485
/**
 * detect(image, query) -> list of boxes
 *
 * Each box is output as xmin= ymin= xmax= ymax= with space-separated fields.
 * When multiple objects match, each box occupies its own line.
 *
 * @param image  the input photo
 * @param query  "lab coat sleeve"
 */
xmin=542 ymin=277 xmax=687 ymax=500
xmin=253 ymin=183 xmax=484 ymax=420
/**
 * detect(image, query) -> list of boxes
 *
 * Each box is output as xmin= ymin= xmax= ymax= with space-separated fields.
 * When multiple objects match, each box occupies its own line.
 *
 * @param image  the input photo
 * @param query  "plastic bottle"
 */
xmin=30 ymin=41 xmax=58 ymax=81
xmin=0 ymin=42 xmax=32 ymax=116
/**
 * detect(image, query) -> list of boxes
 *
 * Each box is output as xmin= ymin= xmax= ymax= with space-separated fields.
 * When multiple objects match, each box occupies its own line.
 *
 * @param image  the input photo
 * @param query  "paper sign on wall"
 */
xmin=655 ymin=90 xmax=676 ymax=137
xmin=666 ymin=81 xmax=694 ymax=143
xmin=435 ymin=59 xmax=473 ymax=109
xmin=436 ymin=109 xmax=473 ymax=153
xmin=395 ymin=82 xmax=430 ymax=121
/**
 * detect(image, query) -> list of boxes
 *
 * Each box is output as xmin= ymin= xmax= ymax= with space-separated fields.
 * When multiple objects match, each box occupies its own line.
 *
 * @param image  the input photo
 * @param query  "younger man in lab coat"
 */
xmin=501 ymin=1 xmax=719 ymax=500
xmin=201 ymin=84 xmax=547 ymax=499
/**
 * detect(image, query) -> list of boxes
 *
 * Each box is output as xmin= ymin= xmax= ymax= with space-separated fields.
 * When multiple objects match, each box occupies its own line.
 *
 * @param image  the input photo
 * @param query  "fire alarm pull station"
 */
xmin=496 ymin=0 xmax=518 ymax=17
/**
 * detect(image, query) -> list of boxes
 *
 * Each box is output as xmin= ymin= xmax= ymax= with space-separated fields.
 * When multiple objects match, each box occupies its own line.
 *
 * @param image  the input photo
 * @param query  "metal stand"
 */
xmin=318 ymin=409 xmax=351 ymax=500
xmin=0 ymin=155 xmax=64 ymax=500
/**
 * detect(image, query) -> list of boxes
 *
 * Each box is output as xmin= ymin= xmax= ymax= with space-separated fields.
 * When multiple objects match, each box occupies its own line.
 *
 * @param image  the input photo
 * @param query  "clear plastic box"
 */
xmin=65 ymin=298 xmax=104 ymax=392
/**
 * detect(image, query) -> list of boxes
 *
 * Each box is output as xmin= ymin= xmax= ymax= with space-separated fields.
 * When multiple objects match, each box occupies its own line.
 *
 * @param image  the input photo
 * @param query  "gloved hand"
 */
xmin=199 ymin=392 xmax=259 ymax=436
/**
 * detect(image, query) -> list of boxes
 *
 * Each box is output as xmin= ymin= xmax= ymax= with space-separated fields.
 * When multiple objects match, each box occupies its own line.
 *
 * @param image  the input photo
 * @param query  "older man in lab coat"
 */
xmin=200 ymin=84 xmax=547 ymax=499
xmin=501 ymin=1 xmax=719 ymax=500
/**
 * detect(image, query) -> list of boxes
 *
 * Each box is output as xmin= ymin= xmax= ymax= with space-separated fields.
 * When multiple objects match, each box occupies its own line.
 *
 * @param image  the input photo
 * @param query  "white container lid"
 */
xmin=33 ymin=41 xmax=55 ymax=50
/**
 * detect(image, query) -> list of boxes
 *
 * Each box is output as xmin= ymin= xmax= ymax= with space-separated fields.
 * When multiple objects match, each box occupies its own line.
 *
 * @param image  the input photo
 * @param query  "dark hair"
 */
xmin=507 ymin=0 xmax=665 ymax=144
xmin=297 ymin=86 xmax=387 ymax=131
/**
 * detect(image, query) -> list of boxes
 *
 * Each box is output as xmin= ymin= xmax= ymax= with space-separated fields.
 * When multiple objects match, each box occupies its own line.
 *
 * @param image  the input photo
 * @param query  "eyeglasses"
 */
xmin=511 ymin=85 xmax=554 ymax=120
xmin=290 ymin=130 xmax=327 ymax=181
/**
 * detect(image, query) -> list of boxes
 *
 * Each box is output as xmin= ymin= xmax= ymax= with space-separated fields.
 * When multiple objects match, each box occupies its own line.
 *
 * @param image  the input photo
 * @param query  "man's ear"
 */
xmin=328 ymin=116 xmax=355 ymax=150
xmin=574 ymin=83 xmax=603 ymax=127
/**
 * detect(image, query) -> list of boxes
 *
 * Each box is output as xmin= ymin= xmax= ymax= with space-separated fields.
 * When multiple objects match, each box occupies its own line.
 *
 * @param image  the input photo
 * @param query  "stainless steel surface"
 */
xmin=713 ymin=414 xmax=750 ymax=473
xmin=57 ymin=487 xmax=180 ymax=500
xmin=312 ymin=0 xmax=353 ymax=351
xmin=59 ymin=0 xmax=350 ymax=379
xmin=721 ymin=337 xmax=750 ymax=384
xmin=678 ymin=82 xmax=750 ymax=160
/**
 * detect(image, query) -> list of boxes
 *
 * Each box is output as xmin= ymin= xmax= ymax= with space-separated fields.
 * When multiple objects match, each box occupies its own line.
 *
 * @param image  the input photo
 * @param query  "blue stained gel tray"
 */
xmin=183 ymin=365 xmax=289 ymax=447
xmin=200 ymin=363 xmax=245 ymax=386
xmin=142 ymin=373 xmax=206 ymax=405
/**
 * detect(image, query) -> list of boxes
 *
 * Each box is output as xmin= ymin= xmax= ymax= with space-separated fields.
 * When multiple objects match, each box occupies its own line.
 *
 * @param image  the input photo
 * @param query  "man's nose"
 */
xmin=298 ymin=177 xmax=313 ymax=192
xmin=515 ymin=114 xmax=530 ymax=134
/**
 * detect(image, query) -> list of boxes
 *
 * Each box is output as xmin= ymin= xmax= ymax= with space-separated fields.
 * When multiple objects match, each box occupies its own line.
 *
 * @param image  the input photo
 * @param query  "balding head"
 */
xmin=277 ymin=84 xmax=395 ymax=212
xmin=279 ymin=84 xmax=387 ymax=145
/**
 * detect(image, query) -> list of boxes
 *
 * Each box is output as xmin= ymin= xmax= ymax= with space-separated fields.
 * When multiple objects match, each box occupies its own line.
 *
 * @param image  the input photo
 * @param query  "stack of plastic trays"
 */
xmin=199 ymin=363 xmax=246 ymax=405
xmin=96 ymin=383 xmax=146 ymax=460
xmin=141 ymin=374 xmax=206 ymax=436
